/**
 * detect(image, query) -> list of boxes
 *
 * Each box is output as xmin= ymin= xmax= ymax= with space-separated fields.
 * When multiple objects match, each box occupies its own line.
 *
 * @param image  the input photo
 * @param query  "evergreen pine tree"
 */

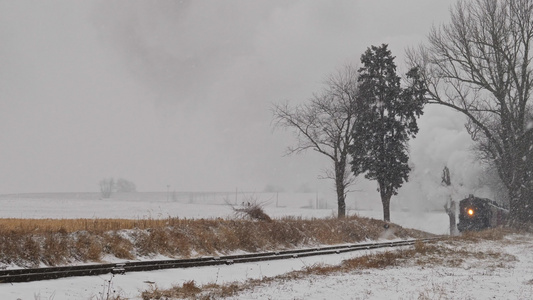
xmin=350 ymin=44 xmax=425 ymax=221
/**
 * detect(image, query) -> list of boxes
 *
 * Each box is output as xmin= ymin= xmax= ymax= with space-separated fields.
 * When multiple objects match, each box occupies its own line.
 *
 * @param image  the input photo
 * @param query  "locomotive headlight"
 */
xmin=467 ymin=208 xmax=474 ymax=216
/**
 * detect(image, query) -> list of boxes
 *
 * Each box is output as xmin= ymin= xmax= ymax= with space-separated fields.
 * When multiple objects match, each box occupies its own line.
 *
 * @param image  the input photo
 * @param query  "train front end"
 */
xmin=457 ymin=197 xmax=490 ymax=232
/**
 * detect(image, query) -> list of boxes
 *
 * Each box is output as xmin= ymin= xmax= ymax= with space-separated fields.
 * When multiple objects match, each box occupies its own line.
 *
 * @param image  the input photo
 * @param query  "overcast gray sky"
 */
xmin=1 ymin=0 xmax=480 ymax=200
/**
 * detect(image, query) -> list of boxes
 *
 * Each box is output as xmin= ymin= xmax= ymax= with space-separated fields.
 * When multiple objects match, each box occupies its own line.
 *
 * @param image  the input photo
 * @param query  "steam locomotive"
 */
xmin=457 ymin=195 xmax=509 ymax=232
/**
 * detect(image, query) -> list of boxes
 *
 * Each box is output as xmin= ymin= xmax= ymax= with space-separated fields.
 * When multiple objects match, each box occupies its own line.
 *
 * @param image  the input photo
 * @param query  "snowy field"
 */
xmin=2 ymin=193 xmax=530 ymax=299
xmin=0 ymin=192 xmax=450 ymax=235
xmin=222 ymin=234 xmax=533 ymax=300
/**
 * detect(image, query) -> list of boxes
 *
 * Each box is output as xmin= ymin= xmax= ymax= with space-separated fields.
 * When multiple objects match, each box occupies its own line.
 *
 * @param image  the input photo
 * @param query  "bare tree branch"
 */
xmin=408 ymin=0 xmax=533 ymax=225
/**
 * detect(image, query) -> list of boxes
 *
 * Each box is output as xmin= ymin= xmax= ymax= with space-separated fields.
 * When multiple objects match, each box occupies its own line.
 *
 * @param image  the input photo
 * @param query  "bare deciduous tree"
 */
xmin=115 ymin=178 xmax=137 ymax=193
xmin=99 ymin=178 xmax=114 ymax=199
xmin=272 ymin=65 xmax=359 ymax=218
xmin=408 ymin=0 xmax=533 ymax=226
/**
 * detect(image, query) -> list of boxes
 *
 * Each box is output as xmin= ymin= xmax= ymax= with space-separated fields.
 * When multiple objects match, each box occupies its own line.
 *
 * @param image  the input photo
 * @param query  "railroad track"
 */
xmin=0 ymin=238 xmax=436 ymax=283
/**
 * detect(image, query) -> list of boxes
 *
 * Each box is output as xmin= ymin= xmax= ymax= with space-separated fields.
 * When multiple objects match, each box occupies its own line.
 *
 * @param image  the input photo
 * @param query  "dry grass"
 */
xmin=141 ymin=280 xmax=203 ymax=300
xmin=456 ymin=227 xmax=515 ymax=242
xmin=0 ymin=215 xmax=431 ymax=268
xmin=141 ymin=280 xmax=246 ymax=300
xmin=342 ymin=250 xmax=411 ymax=269
xmin=0 ymin=217 xmax=186 ymax=234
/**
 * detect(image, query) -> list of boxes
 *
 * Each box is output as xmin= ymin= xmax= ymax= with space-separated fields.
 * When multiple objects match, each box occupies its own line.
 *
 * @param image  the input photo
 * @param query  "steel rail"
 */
xmin=0 ymin=238 xmax=436 ymax=283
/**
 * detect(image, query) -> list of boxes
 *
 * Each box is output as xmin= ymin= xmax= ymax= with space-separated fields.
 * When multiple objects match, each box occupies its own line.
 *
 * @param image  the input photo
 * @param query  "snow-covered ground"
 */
xmin=0 ymin=193 xmax=450 ymax=235
xmin=222 ymin=234 xmax=533 ymax=300
xmin=1 ymin=194 xmax=529 ymax=299
xmin=1 ymin=234 xmax=532 ymax=299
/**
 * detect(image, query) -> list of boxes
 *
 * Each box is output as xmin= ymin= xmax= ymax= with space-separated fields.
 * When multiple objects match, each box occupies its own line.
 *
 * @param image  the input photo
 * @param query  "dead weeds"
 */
xmin=0 ymin=215 xmax=431 ymax=267
xmin=2 ymin=216 xmax=519 ymax=270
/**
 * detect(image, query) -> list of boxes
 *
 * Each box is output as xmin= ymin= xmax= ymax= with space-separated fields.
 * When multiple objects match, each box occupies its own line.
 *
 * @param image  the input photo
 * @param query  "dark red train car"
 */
xmin=457 ymin=195 xmax=508 ymax=232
